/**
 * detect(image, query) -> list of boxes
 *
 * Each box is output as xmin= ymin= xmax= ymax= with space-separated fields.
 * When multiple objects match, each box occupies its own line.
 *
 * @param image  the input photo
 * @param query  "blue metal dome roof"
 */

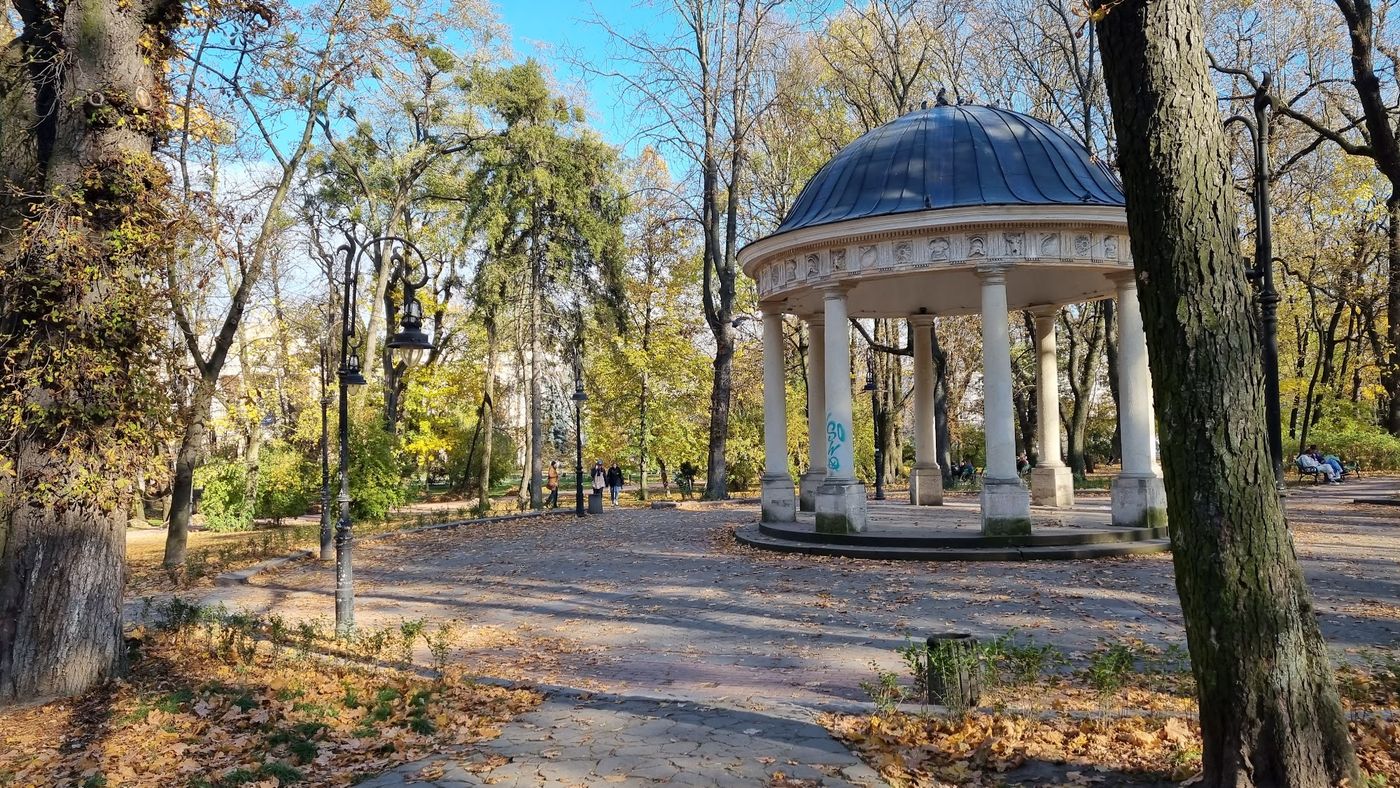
xmin=775 ymin=103 xmax=1124 ymax=235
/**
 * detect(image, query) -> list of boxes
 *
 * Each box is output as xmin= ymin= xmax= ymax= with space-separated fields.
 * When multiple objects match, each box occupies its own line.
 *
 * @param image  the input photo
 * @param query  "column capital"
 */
xmin=1107 ymin=269 xmax=1139 ymax=287
xmin=975 ymin=263 xmax=1009 ymax=283
xmin=1027 ymin=303 xmax=1059 ymax=319
xmin=803 ymin=313 xmax=825 ymax=327
xmin=818 ymin=282 xmax=853 ymax=299
xmin=760 ymin=304 xmax=786 ymax=318
xmin=908 ymin=312 xmax=936 ymax=327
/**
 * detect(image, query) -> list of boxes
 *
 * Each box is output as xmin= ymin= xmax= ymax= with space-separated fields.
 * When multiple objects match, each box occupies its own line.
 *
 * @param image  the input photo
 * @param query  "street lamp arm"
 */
xmin=1224 ymin=113 xmax=1257 ymax=140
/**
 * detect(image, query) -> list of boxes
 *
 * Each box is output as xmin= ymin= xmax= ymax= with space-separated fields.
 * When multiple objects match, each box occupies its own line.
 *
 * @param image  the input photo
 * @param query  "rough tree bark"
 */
xmin=0 ymin=0 xmax=183 ymax=702
xmin=1063 ymin=305 xmax=1104 ymax=476
xmin=478 ymin=317 xmax=498 ymax=512
xmin=1094 ymin=0 xmax=1361 ymax=782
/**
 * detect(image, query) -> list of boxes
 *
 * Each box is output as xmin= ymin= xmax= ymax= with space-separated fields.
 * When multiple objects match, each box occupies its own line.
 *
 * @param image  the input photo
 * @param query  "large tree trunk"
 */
xmin=236 ymin=325 xmax=260 ymax=523
xmin=932 ymin=321 xmax=953 ymax=480
xmin=0 ymin=0 xmax=183 ymax=702
xmin=704 ymin=328 xmax=734 ymax=499
xmin=638 ymin=308 xmax=652 ymax=501
xmin=1064 ymin=306 xmax=1104 ymax=476
xmin=1094 ymin=0 xmax=1360 ymax=782
xmin=165 ymin=380 xmax=214 ymax=567
xmin=1103 ymin=300 xmax=1122 ymax=462
xmin=1384 ymin=197 xmax=1400 ymax=433
xmin=479 ymin=317 xmax=498 ymax=513
xmin=528 ymin=239 xmax=543 ymax=510
xmin=875 ymin=320 xmax=903 ymax=483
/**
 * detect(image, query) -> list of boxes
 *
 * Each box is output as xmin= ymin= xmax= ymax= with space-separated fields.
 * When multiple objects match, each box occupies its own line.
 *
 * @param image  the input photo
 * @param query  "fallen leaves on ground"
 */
xmin=0 ymin=625 xmax=539 ymax=786
xmin=823 ymin=711 xmax=1400 ymax=787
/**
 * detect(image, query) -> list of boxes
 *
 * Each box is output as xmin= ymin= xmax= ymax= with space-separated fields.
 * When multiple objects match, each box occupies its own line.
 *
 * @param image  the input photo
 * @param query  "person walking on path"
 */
xmin=545 ymin=460 xmax=560 ymax=508
xmin=591 ymin=460 xmax=606 ymax=502
xmin=606 ymin=461 xmax=623 ymax=506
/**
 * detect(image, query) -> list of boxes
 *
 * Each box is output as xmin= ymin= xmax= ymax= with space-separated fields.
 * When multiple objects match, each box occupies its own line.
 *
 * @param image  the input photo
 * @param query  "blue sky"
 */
xmin=497 ymin=1 xmax=661 ymax=152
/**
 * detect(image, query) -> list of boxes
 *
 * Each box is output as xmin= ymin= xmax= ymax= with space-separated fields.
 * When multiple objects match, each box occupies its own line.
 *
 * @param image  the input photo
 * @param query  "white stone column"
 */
xmin=1110 ymin=274 xmax=1167 ymax=529
xmin=799 ymin=316 xmax=826 ymax=512
xmin=1029 ymin=306 xmax=1074 ymax=507
xmin=909 ymin=314 xmax=943 ymax=506
xmin=815 ymin=286 xmax=867 ymax=533
xmin=977 ymin=267 xmax=1031 ymax=535
xmin=760 ymin=309 xmax=796 ymax=523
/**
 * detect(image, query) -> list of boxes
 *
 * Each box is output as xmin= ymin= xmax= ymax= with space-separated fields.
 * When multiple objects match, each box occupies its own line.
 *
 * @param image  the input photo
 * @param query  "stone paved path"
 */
xmin=357 ymin=693 xmax=881 ymax=787
xmin=186 ymin=479 xmax=1400 ymax=786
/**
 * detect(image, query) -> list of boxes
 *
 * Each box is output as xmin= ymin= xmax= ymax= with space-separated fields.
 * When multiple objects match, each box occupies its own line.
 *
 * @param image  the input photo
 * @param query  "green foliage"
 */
xmin=1308 ymin=409 xmax=1400 ymax=470
xmin=723 ymin=433 xmax=763 ymax=492
xmin=995 ymin=636 xmax=1069 ymax=686
xmin=349 ymin=410 xmax=407 ymax=521
xmin=859 ymin=662 xmax=909 ymax=713
xmin=0 ymin=151 xmax=175 ymax=513
xmin=255 ymin=442 xmax=315 ymax=524
xmin=1085 ymin=641 xmax=1141 ymax=702
xmin=195 ymin=459 xmax=253 ymax=532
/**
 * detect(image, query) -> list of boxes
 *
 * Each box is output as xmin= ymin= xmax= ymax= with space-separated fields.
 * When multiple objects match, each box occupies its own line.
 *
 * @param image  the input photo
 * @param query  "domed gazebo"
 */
xmin=740 ymin=100 xmax=1165 ymax=537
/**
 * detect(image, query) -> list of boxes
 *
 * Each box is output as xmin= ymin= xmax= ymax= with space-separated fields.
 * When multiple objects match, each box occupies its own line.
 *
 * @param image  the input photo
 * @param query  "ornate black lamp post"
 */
xmin=319 ymin=343 xmax=333 ymax=561
xmin=572 ymin=362 xmax=588 ymax=517
xmin=862 ymin=351 xmax=885 ymax=501
xmin=1225 ymin=72 xmax=1285 ymax=491
xmin=332 ymin=234 xmax=434 ymax=635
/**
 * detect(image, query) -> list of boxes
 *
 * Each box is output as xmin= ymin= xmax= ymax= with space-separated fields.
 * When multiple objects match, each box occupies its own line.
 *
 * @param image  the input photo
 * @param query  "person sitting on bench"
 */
xmin=1305 ymin=444 xmax=1346 ymax=479
xmin=1297 ymin=451 xmax=1340 ymax=484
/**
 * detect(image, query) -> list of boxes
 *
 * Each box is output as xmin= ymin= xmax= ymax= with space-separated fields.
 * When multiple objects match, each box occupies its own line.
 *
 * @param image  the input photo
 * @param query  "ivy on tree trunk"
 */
xmin=0 ymin=0 xmax=184 ymax=702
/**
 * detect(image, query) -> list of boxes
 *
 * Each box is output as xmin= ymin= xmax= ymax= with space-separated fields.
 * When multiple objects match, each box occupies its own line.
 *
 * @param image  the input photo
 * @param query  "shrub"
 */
xmin=723 ymin=434 xmax=762 ymax=492
xmin=256 ymin=442 xmax=316 ymax=524
xmin=350 ymin=414 xmax=407 ymax=521
xmin=195 ymin=459 xmax=252 ymax=532
xmin=1308 ymin=420 xmax=1400 ymax=471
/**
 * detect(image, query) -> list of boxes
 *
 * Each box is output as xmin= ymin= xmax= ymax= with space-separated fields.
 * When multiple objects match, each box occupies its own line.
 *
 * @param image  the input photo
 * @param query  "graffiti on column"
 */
xmin=826 ymin=412 xmax=846 ymax=472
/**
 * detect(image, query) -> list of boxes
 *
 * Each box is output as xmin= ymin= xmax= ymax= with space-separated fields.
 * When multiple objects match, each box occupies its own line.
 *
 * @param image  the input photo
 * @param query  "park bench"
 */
xmin=1294 ymin=457 xmax=1362 ymax=483
xmin=1295 ymin=458 xmax=1328 ymax=484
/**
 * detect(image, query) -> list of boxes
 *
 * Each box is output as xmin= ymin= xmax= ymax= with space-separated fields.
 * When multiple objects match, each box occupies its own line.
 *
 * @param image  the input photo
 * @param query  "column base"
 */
xmin=981 ymin=477 xmax=1031 ymax=536
xmin=760 ymin=474 xmax=797 ymax=523
xmin=909 ymin=464 xmax=944 ymax=506
xmin=815 ymin=480 xmax=868 ymax=534
xmin=1111 ymin=473 xmax=1168 ymax=529
xmin=798 ymin=470 xmax=826 ymax=512
xmin=1030 ymin=465 xmax=1075 ymax=508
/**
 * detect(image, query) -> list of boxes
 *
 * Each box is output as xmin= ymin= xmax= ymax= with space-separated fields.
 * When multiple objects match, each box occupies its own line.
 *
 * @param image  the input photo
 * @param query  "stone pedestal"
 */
xmin=1030 ymin=465 xmax=1074 ymax=508
xmin=798 ymin=470 xmax=825 ymax=512
xmin=816 ymin=481 xmax=868 ymax=534
xmin=760 ymin=474 xmax=797 ymax=523
xmin=980 ymin=477 xmax=1031 ymax=536
xmin=1111 ymin=474 xmax=1168 ymax=529
xmin=909 ymin=464 xmax=944 ymax=506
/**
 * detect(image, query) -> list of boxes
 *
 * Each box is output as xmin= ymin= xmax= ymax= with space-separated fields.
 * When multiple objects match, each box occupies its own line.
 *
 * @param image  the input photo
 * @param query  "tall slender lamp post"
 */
xmin=862 ymin=350 xmax=885 ymax=501
xmin=319 ymin=342 xmax=334 ymax=561
xmin=332 ymin=233 xmax=435 ymax=636
xmin=572 ymin=362 xmax=588 ymax=517
xmin=1225 ymin=72 xmax=1285 ymax=491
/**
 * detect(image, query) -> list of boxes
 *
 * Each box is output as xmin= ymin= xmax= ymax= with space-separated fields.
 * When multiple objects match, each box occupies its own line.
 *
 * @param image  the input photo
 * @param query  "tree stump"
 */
xmin=927 ymin=633 xmax=981 ymax=709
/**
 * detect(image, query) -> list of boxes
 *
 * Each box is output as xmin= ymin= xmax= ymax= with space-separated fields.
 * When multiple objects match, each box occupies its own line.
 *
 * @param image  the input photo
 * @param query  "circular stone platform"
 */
xmin=735 ymin=498 xmax=1170 ymax=561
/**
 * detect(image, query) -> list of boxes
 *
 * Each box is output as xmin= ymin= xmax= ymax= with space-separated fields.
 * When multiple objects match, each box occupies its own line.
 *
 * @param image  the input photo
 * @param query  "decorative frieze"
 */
xmin=750 ymin=226 xmax=1132 ymax=298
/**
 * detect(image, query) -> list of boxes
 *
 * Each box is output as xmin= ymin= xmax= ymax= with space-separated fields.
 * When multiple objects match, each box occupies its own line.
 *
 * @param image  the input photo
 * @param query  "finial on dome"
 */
xmin=935 ymin=87 xmax=949 ymax=106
